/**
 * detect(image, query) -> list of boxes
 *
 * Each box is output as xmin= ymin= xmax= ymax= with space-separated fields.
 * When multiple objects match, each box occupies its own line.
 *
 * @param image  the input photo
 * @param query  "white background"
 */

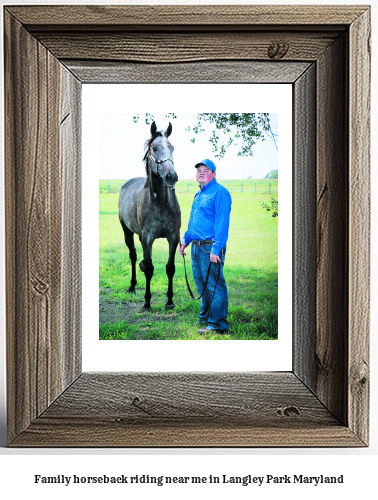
xmin=82 ymin=84 xmax=292 ymax=371
xmin=0 ymin=0 xmax=377 ymax=498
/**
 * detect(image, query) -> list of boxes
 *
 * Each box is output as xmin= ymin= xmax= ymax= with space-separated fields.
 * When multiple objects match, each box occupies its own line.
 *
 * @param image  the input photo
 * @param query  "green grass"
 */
xmin=99 ymin=183 xmax=278 ymax=340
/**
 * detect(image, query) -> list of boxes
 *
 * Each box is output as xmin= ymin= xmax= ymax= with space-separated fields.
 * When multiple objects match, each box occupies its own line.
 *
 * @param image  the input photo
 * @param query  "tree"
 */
xmin=188 ymin=113 xmax=277 ymax=159
xmin=133 ymin=113 xmax=177 ymax=124
xmin=264 ymin=169 xmax=278 ymax=179
xmin=132 ymin=113 xmax=277 ymax=159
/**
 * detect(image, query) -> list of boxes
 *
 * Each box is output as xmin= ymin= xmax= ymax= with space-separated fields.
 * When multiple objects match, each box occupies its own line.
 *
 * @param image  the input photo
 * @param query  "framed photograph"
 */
xmin=4 ymin=5 xmax=370 ymax=447
xmin=87 ymin=85 xmax=290 ymax=372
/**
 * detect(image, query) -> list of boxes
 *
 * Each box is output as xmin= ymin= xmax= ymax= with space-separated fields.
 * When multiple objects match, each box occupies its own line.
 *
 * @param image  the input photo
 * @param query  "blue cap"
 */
xmin=195 ymin=159 xmax=216 ymax=172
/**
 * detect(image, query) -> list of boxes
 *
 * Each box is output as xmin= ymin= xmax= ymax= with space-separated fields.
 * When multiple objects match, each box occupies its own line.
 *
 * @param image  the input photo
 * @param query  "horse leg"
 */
xmin=140 ymin=234 xmax=154 ymax=309
xmin=120 ymin=219 xmax=137 ymax=293
xmin=165 ymin=234 xmax=178 ymax=310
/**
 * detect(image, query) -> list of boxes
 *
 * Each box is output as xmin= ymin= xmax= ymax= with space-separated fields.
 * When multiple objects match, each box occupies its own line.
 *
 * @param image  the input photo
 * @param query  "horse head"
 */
xmin=145 ymin=121 xmax=178 ymax=188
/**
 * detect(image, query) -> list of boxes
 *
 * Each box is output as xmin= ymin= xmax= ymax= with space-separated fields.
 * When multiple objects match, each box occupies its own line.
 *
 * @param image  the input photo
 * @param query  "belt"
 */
xmin=192 ymin=240 xmax=213 ymax=247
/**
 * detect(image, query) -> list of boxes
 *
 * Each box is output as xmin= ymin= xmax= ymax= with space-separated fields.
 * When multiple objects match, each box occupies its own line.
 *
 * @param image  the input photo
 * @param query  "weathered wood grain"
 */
xmin=293 ymin=64 xmax=317 ymax=390
xmin=4 ymin=11 xmax=81 ymax=444
xmin=5 ymin=12 xmax=60 ymax=442
xmin=40 ymin=373 xmax=336 ymax=422
xmin=6 ymin=5 xmax=367 ymax=30
xmin=316 ymin=34 xmax=349 ymax=425
xmin=35 ymin=31 xmax=339 ymax=63
xmin=12 ymin=417 xmax=364 ymax=448
xmin=11 ymin=373 xmax=364 ymax=447
xmin=348 ymin=8 xmax=371 ymax=445
xmin=60 ymin=68 xmax=82 ymax=388
xmin=64 ymin=60 xmax=312 ymax=84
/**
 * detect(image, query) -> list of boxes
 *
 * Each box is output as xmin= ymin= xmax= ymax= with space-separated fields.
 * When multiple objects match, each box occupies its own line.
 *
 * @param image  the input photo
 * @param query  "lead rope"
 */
xmin=172 ymin=188 xmax=220 ymax=316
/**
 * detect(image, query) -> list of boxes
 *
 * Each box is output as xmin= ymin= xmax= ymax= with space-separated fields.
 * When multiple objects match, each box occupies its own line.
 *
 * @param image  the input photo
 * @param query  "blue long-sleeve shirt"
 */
xmin=183 ymin=179 xmax=232 ymax=256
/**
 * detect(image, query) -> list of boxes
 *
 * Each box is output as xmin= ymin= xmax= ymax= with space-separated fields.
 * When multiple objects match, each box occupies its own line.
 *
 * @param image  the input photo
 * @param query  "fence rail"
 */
xmin=100 ymin=179 xmax=278 ymax=195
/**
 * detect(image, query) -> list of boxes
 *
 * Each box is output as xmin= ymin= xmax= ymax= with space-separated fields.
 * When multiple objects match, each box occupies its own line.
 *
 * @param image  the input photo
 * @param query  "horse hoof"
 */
xmin=139 ymin=261 xmax=145 ymax=272
xmin=165 ymin=303 xmax=175 ymax=310
xmin=141 ymin=304 xmax=151 ymax=311
xmin=127 ymin=288 xmax=136 ymax=294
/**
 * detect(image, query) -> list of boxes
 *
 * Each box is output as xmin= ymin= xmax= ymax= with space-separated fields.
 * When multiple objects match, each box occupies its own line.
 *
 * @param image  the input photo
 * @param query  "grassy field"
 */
xmin=99 ymin=182 xmax=278 ymax=340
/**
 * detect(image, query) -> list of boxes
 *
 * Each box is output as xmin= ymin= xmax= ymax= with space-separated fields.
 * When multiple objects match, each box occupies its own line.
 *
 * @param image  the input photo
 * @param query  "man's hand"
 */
xmin=179 ymin=242 xmax=187 ymax=257
xmin=210 ymin=253 xmax=221 ymax=263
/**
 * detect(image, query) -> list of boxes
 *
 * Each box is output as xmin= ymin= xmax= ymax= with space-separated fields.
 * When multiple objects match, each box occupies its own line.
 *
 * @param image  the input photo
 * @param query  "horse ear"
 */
xmin=165 ymin=122 xmax=172 ymax=137
xmin=150 ymin=121 xmax=157 ymax=136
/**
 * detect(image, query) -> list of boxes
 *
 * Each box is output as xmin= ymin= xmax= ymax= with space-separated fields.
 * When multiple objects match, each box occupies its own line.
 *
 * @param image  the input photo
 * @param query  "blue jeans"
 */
xmin=191 ymin=243 xmax=228 ymax=331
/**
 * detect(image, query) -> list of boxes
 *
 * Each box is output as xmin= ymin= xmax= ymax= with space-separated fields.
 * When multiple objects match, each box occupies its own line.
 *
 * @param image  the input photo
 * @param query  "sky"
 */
xmin=82 ymin=83 xmax=291 ymax=181
xmin=98 ymin=112 xmax=278 ymax=180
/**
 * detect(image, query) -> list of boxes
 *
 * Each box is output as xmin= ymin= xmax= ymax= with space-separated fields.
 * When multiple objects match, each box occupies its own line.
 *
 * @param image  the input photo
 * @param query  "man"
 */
xmin=179 ymin=159 xmax=232 ymax=334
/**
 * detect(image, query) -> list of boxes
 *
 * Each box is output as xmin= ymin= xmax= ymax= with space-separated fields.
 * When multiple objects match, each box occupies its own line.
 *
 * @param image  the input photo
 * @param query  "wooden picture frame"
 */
xmin=4 ymin=5 xmax=370 ymax=447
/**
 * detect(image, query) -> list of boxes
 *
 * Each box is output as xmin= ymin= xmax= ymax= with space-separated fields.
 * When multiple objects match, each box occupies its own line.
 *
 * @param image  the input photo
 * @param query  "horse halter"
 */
xmin=148 ymin=151 xmax=174 ymax=168
xmin=147 ymin=150 xmax=175 ymax=185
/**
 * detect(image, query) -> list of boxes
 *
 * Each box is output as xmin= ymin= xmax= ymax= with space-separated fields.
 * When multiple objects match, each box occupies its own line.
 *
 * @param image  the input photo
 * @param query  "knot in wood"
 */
xmin=130 ymin=394 xmax=154 ymax=416
xmin=276 ymin=406 xmax=300 ymax=417
xmin=33 ymin=280 xmax=49 ymax=295
xmin=131 ymin=395 xmax=142 ymax=406
xmin=354 ymin=361 xmax=368 ymax=389
xmin=268 ymin=42 xmax=289 ymax=59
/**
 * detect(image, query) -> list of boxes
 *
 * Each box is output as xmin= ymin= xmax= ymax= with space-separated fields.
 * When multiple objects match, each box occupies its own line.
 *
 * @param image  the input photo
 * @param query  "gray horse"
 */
xmin=119 ymin=121 xmax=181 ymax=310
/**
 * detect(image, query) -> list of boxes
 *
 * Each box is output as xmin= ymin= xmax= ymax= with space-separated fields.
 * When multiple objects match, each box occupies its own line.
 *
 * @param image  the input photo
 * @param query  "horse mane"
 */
xmin=143 ymin=131 xmax=163 ymax=175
